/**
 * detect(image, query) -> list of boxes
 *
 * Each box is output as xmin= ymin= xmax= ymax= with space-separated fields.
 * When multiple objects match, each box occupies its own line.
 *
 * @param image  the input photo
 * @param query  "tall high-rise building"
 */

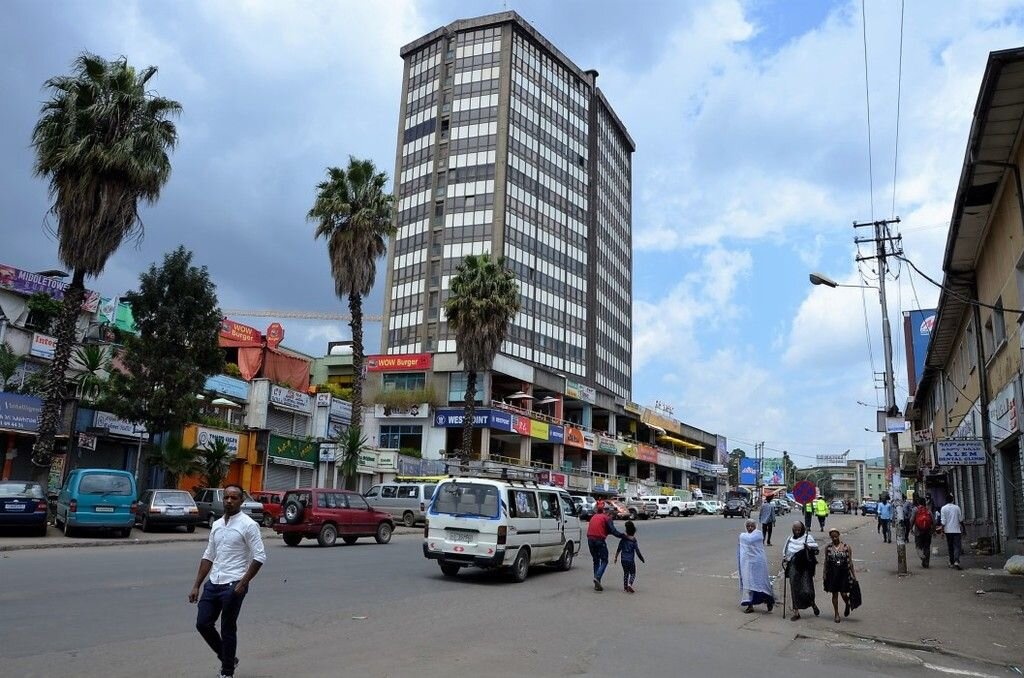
xmin=382 ymin=11 xmax=634 ymax=400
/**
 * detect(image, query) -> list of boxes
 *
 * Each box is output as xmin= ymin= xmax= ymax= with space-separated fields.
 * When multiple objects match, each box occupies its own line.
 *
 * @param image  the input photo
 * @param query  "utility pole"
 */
xmin=855 ymin=217 xmax=908 ymax=576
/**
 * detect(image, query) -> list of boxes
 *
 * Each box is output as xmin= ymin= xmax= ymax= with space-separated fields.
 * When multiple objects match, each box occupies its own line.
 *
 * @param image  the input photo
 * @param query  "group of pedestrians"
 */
xmin=803 ymin=496 xmax=830 ymax=532
xmin=587 ymin=500 xmax=646 ymax=593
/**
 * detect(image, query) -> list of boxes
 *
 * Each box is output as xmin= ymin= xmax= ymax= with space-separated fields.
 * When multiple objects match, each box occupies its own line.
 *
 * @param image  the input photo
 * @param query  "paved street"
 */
xmin=1 ymin=513 xmax=1017 ymax=677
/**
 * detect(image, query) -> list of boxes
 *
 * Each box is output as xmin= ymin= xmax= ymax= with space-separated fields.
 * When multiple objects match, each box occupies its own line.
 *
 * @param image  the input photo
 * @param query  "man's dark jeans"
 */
xmin=945 ymin=532 xmax=963 ymax=565
xmin=588 ymin=538 xmax=609 ymax=582
xmin=879 ymin=519 xmax=892 ymax=543
xmin=196 ymin=581 xmax=247 ymax=676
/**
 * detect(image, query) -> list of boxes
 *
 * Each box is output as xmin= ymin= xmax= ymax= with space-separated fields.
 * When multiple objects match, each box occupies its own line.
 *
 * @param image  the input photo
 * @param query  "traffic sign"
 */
xmin=793 ymin=480 xmax=816 ymax=504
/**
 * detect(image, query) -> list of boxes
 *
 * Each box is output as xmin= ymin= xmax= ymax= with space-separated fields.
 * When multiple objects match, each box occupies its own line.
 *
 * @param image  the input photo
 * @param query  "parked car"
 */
xmin=695 ymin=500 xmax=719 ymax=515
xmin=772 ymin=499 xmax=791 ymax=515
xmin=252 ymin=490 xmax=285 ymax=527
xmin=572 ymin=495 xmax=597 ymax=520
xmin=638 ymin=495 xmax=672 ymax=518
xmin=722 ymin=499 xmax=750 ymax=519
xmin=364 ymin=481 xmax=438 ymax=527
xmin=55 ymin=469 xmax=137 ymax=537
xmin=134 ymin=489 xmax=200 ymax=532
xmin=862 ymin=500 xmax=878 ymax=516
xmin=193 ymin=487 xmax=264 ymax=527
xmin=424 ymin=477 xmax=581 ymax=582
xmin=618 ymin=497 xmax=658 ymax=520
xmin=679 ymin=499 xmax=699 ymax=516
xmin=273 ymin=488 xmax=395 ymax=547
xmin=0 ymin=480 xmax=48 ymax=536
xmin=829 ymin=499 xmax=847 ymax=514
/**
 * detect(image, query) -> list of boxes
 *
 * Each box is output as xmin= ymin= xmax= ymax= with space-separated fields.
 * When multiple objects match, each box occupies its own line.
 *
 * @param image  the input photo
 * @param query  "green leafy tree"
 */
xmin=149 ymin=435 xmax=201 ymax=489
xmin=71 ymin=344 xmax=111 ymax=402
xmin=338 ymin=426 xmax=367 ymax=491
xmin=0 ymin=343 xmax=20 ymax=391
xmin=782 ymin=451 xmax=798 ymax=490
xmin=308 ymin=158 xmax=395 ymax=430
xmin=29 ymin=53 xmax=181 ymax=482
xmin=443 ymin=254 xmax=520 ymax=460
xmin=199 ymin=439 xmax=234 ymax=490
xmin=728 ymin=448 xmax=746 ymax=487
xmin=105 ymin=247 xmax=224 ymax=437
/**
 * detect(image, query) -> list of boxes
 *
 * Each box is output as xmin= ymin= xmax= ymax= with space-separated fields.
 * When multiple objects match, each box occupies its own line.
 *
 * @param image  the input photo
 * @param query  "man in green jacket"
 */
xmin=804 ymin=500 xmax=813 ymax=530
xmin=813 ymin=497 xmax=830 ymax=532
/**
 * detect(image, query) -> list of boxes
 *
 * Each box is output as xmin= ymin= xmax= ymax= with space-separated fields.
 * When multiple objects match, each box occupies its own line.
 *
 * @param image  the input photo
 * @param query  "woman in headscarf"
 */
xmin=823 ymin=528 xmax=856 ymax=623
xmin=782 ymin=521 xmax=820 ymax=621
xmin=738 ymin=519 xmax=775 ymax=613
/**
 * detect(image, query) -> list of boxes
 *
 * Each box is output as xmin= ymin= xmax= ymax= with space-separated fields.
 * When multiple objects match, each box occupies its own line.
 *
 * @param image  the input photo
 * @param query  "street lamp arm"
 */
xmin=808 ymin=272 xmax=878 ymax=289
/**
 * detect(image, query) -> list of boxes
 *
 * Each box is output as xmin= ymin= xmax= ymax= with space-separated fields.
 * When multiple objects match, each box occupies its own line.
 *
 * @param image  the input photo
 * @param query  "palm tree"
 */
xmin=338 ymin=426 xmax=368 ymax=491
xmin=307 ymin=158 xmax=395 ymax=432
xmin=71 ymin=344 xmax=111 ymax=402
xmin=0 ymin=343 xmax=20 ymax=392
xmin=29 ymin=53 xmax=181 ymax=480
xmin=443 ymin=254 xmax=520 ymax=461
xmin=199 ymin=439 xmax=234 ymax=490
xmin=150 ymin=435 xmax=201 ymax=489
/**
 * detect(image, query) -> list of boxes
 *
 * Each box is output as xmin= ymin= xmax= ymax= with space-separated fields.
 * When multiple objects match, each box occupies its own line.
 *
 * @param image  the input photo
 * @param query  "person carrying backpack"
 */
xmin=912 ymin=498 xmax=934 ymax=568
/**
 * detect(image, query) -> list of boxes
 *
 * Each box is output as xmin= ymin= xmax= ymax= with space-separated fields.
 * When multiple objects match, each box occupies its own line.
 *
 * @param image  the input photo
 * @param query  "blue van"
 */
xmin=55 ymin=469 xmax=137 ymax=537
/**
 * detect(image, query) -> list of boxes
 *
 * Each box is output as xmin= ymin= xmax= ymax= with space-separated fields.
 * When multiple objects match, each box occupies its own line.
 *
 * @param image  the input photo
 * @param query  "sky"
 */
xmin=4 ymin=0 xmax=1024 ymax=468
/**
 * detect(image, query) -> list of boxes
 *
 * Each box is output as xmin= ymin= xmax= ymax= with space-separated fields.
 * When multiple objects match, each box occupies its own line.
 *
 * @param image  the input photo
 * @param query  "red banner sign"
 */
xmin=266 ymin=322 xmax=284 ymax=349
xmin=366 ymin=353 xmax=432 ymax=372
xmin=220 ymin=318 xmax=262 ymax=346
xmin=564 ymin=426 xmax=585 ymax=448
xmin=512 ymin=415 xmax=531 ymax=436
xmin=637 ymin=444 xmax=659 ymax=463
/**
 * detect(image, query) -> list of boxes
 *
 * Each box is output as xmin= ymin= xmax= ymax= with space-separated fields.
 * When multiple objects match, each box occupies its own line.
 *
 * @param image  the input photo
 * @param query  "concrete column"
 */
xmin=607 ymin=412 xmax=616 ymax=436
xmin=582 ymin=404 xmax=593 ymax=429
xmin=479 ymin=428 xmax=491 ymax=461
xmin=586 ymin=449 xmax=593 ymax=473
xmin=519 ymin=437 xmax=531 ymax=466
xmin=608 ymin=455 xmax=617 ymax=477
xmin=553 ymin=444 xmax=564 ymax=470
xmin=629 ymin=461 xmax=638 ymax=478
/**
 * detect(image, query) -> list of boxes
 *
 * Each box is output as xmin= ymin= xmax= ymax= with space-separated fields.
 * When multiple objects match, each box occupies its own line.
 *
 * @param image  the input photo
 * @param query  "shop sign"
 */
xmin=357 ymin=449 xmax=379 ymax=473
xmin=377 ymin=450 xmax=398 ymax=472
xmin=204 ymin=374 xmax=249 ymax=401
xmin=530 ymin=419 xmax=549 ymax=440
xmin=219 ymin=317 xmax=262 ymax=345
xmin=319 ymin=443 xmax=336 ymax=462
xmin=0 ymin=262 xmax=100 ymax=312
xmin=637 ymin=444 xmax=658 ymax=463
xmin=266 ymin=322 xmax=284 ymax=349
xmin=47 ymin=455 xmax=66 ymax=494
xmin=624 ymin=401 xmax=642 ymax=415
xmin=564 ymin=426 xmax=585 ymax=448
xmin=270 ymin=385 xmax=312 ymax=413
xmin=434 ymin=407 xmax=491 ymax=428
xmin=582 ymin=431 xmax=597 ymax=451
xmin=374 ymin=403 xmax=430 ymax=419
xmin=30 ymin=332 xmax=57 ymax=360
xmin=548 ymin=424 xmax=564 ymax=444
xmin=94 ymin=411 xmax=148 ymax=439
xmin=597 ymin=435 xmax=618 ymax=454
xmin=512 ymin=415 xmax=530 ymax=436
xmin=567 ymin=474 xmax=589 ymax=490
xmin=641 ymin=407 xmax=682 ymax=435
xmin=197 ymin=427 xmax=241 ymax=456
xmin=936 ymin=439 xmax=986 ymax=466
xmin=330 ymin=399 xmax=352 ymax=422
xmin=988 ymin=380 xmax=1020 ymax=444
xmin=620 ymin=442 xmax=637 ymax=459
xmin=0 ymin=393 xmax=42 ymax=432
xmin=366 ymin=353 xmax=432 ymax=372
xmin=912 ymin=428 xmax=933 ymax=446
xmin=537 ymin=470 xmax=567 ymax=487
xmin=593 ymin=478 xmax=610 ymax=492
xmin=268 ymin=434 xmax=316 ymax=467
xmin=316 ymin=392 xmax=332 ymax=407
xmin=488 ymin=409 xmax=514 ymax=432
xmin=565 ymin=379 xmax=596 ymax=404
xmin=77 ymin=433 xmax=97 ymax=451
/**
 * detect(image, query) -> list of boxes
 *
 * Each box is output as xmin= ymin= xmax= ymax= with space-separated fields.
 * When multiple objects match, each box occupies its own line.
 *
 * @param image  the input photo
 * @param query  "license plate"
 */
xmin=448 ymin=530 xmax=474 ymax=544
xmin=167 ymin=508 xmax=184 ymax=515
xmin=4 ymin=502 xmax=24 ymax=511
xmin=95 ymin=506 xmax=115 ymax=513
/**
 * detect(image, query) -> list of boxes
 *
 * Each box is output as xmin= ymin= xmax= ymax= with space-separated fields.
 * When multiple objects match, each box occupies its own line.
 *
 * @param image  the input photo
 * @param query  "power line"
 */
xmin=861 ymin=0 xmax=876 ymax=219
xmin=896 ymin=254 xmax=1024 ymax=314
xmin=891 ymin=0 xmax=905 ymax=219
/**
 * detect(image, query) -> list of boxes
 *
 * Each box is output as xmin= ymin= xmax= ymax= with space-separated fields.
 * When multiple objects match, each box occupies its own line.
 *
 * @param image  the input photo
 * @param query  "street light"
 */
xmin=808 ymin=273 xmax=877 ymax=289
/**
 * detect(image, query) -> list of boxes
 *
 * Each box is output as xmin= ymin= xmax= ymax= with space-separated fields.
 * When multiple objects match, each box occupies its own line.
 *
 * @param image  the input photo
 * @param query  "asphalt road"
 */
xmin=0 ymin=512 xmax=1010 ymax=677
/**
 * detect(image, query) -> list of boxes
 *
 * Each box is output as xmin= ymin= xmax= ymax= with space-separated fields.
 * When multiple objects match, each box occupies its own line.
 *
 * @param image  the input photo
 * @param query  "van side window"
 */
xmin=397 ymin=485 xmax=418 ymax=499
xmin=558 ymin=493 xmax=576 ymax=517
xmin=381 ymin=486 xmax=397 ymax=498
xmin=365 ymin=486 xmax=381 ymax=498
xmin=538 ymin=492 xmax=559 ymax=519
xmin=508 ymin=490 xmax=538 ymax=518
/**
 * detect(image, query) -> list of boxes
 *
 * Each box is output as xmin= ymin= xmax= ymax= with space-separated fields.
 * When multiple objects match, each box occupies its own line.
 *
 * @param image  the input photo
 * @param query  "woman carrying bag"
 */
xmin=823 ymin=528 xmax=857 ymax=623
xmin=782 ymin=521 xmax=820 ymax=621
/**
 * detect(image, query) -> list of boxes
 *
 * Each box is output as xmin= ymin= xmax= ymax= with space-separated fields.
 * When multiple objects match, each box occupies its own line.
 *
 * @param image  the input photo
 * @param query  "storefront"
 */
xmin=354 ymin=448 xmax=399 ymax=493
xmin=73 ymin=409 xmax=148 ymax=477
xmin=264 ymin=433 xmax=317 ymax=491
xmin=179 ymin=423 xmax=260 ymax=494
xmin=989 ymin=378 xmax=1024 ymax=550
xmin=0 ymin=392 xmax=42 ymax=481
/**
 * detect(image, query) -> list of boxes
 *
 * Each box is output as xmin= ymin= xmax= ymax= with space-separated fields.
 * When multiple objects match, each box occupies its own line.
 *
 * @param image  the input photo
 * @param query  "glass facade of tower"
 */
xmin=386 ymin=14 xmax=632 ymax=399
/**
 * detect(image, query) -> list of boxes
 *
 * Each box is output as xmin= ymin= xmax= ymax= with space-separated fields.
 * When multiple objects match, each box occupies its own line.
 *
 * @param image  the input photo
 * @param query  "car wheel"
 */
xmin=37 ymin=523 xmax=48 ymax=537
xmin=262 ymin=514 xmax=274 ymax=528
xmin=374 ymin=522 xmax=393 ymax=544
xmin=343 ymin=536 xmax=359 ymax=545
xmin=141 ymin=516 xmax=151 ymax=533
xmin=282 ymin=533 xmax=302 ymax=546
xmin=317 ymin=523 xmax=338 ymax=547
xmin=628 ymin=509 xmax=637 ymax=520
xmin=510 ymin=548 xmax=530 ymax=583
xmin=187 ymin=524 xmax=196 ymax=533
xmin=402 ymin=511 xmax=416 ymax=528
xmin=671 ymin=508 xmax=680 ymax=517
xmin=63 ymin=518 xmax=75 ymax=538
xmin=439 ymin=561 xmax=461 ymax=577
xmin=55 ymin=512 xmax=64 ymax=529
xmin=283 ymin=498 xmax=305 ymax=525
xmin=557 ymin=543 xmax=575 ymax=571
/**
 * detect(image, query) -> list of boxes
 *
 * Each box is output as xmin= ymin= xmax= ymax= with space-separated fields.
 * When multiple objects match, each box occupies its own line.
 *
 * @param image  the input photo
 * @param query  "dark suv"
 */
xmin=272 ymin=488 xmax=395 ymax=547
xmin=722 ymin=499 xmax=750 ymax=519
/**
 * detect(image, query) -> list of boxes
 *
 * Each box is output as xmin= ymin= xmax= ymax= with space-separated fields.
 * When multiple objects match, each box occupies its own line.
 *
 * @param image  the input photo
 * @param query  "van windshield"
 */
xmin=431 ymin=482 xmax=499 ymax=519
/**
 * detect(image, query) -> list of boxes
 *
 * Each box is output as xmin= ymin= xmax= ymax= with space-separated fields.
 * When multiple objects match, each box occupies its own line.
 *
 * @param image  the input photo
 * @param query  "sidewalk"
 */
xmin=0 ymin=524 xmax=422 ymax=552
xmin=802 ymin=516 xmax=1024 ymax=666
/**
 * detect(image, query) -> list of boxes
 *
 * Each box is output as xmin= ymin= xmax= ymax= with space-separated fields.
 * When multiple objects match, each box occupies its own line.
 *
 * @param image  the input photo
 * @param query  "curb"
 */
xmin=794 ymin=630 xmax=1018 ymax=669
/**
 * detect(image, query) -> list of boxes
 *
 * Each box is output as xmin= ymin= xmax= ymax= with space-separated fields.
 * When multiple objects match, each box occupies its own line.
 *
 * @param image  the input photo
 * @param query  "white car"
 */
xmin=696 ymin=500 xmax=720 ymax=515
xmin=637 ymin=495 xmax=672 ymax=517
xmin=424 ymin=477 xmax=582 ymax=582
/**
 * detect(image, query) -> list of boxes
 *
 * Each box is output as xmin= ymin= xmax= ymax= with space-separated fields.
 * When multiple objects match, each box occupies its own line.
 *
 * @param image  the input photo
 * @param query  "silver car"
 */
xmin=364 ymin=482 xmax=438 ymax=527
xmin=193 ymin=487 xmax=264 ymax=527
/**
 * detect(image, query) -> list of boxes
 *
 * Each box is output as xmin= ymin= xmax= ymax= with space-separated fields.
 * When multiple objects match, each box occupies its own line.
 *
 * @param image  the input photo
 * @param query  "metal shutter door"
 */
xmin=298 ymin=467 xmax=314 ymax=488
xmin=1012 ymin=451 xmax=1024 ymax=538
xmin=266 ymin=408 xmax=295 ymax=436
xmin=265 ymin=462 xmax=297 ymax=491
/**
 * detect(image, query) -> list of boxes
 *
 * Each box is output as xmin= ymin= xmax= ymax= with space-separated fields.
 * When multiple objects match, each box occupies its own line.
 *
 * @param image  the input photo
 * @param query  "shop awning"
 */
xmin=656 ymin=434 xmax=702 ymax=450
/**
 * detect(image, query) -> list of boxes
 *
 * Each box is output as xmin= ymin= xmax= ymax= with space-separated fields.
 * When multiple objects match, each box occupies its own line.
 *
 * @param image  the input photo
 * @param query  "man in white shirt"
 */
xmin=939 ymin=494 xmax=964 ymax=570
xmin=190 ymin=484 xmax=266 ymax=678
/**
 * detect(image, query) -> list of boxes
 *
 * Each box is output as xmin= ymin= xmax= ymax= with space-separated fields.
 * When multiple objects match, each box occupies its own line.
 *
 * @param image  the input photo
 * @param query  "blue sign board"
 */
xmin=488 ymin=409 xmax=514 ymax=432
xmin=204 ymin=374 xmax=249 ymax=401
xmin=905 ymin=309 xmax=936 ymax=395
xmin=434 ymin=407 xmax=493 ymax=428
xmin=549 ymin=424 xmax=564 ymax=444
xmin=738 ymin=457 xmax=759 ymax=485
xmin=0 ymin=393 xmax=43 ymax=432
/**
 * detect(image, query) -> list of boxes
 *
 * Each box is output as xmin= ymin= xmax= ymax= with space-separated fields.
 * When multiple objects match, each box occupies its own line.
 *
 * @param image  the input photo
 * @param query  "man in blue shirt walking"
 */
xmin=877 ymin=496 xmax=893 ymax=543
